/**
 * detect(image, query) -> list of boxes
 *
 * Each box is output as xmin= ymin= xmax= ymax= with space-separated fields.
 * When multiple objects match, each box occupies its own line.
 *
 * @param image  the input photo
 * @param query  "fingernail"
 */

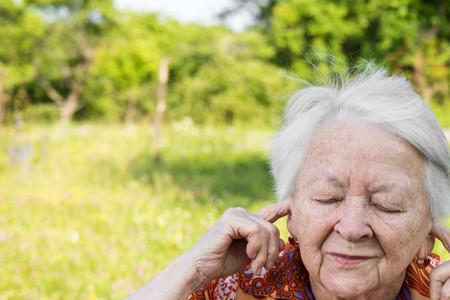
xmin=252 ymin=262 xmax=260 ymax=275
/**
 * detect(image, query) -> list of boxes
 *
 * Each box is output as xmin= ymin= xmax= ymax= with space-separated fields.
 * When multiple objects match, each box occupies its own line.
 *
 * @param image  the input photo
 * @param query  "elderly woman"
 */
xmin=128 ymin=69 xmax=450 ymax=300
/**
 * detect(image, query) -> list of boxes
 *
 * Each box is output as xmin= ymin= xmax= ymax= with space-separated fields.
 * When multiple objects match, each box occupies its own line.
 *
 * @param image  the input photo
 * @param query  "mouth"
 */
xmin=328 ymin=253 xmax=374 ymax=266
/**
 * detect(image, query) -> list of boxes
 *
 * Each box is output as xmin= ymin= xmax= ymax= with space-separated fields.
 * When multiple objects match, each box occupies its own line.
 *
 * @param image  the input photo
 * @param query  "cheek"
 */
xmin=374 ymin=212 xmax=429 ymax=261
xmin=290 ymin=198 xmax=336 ymax=248
xmin=290 ymin=199 xmax=337 ymax=282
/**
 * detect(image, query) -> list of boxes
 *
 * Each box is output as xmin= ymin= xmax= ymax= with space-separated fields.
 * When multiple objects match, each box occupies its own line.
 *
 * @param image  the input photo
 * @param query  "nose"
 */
xmin=333 ymin=198 xmax=373 ymax=242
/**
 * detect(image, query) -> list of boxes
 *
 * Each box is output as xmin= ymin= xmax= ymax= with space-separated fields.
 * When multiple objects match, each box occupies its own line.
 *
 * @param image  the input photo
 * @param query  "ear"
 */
xmin=287 ymin=210 xmax=293 ymax=235
xmin=286 ymin=196 xmax=296 ymax=239
xmin=416 ymin=230 xmax=435 ymax=259
xmin=416 ymin=220 xmax=435 ymax=259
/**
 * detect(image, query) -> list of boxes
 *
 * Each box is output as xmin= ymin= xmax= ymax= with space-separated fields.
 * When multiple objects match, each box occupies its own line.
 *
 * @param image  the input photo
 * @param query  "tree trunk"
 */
xmin=412 ymin=50 xmax=434 ymax=105
xmin=124 ymin=97 xmax=137 ymax=124
xmin=37 ymin=44 xmax=92 ymax=124
xmin=153 ymin=57 xmax=169 ymax=162
xmin=59 ymin=92 xmax=79 ymax=124
xmin=40 ymin=78 xmax=80 ymax=124
xmin=0 ymin=93 xmax=8 ymax=125
xmin=0 ymin=73 xmax=9 ymax=125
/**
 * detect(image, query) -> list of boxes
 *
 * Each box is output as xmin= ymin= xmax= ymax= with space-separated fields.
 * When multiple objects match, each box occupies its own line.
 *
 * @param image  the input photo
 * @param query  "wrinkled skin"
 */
xmin=287 ymin=120 xmax=435 ymax=300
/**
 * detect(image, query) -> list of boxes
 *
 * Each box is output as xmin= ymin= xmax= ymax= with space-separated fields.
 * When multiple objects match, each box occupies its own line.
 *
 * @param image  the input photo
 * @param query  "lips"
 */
xmin=328 ymin=252 xmax=374 ymax=266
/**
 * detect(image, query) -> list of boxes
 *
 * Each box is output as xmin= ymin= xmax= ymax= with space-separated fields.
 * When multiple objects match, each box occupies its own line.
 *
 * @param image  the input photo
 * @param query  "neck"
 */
xmin=309 ymin=270 xmax=406 ymax=300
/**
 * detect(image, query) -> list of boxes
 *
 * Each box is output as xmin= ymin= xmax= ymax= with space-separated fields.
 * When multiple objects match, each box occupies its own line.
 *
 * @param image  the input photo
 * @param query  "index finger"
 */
xmin=432 ymin=224 xmax=450 ymax=252
xmin=254 ymin=200 xmax=290 ymax=223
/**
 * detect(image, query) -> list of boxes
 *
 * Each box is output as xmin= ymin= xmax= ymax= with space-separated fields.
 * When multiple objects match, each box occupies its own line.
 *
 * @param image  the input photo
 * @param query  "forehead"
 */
xmin=301 ymin=120 xmax=424 ymax=183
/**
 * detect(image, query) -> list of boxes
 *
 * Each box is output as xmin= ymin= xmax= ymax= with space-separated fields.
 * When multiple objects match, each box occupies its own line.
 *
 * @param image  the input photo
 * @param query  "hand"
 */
xmin=186 ymin=201 xmax=290 ymax=288
xmin=429 ymin=224 xmax=450 ymax=300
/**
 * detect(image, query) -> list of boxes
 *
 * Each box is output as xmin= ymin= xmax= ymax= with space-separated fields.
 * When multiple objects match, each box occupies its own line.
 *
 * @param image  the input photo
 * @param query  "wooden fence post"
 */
xmin=154 ymin=57 xmax=169 ymax=162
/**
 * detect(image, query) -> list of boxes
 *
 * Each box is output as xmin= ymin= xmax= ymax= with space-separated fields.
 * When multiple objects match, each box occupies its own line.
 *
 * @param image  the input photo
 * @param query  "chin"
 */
xmin=320 ymin=273 xmax=374 ymax=298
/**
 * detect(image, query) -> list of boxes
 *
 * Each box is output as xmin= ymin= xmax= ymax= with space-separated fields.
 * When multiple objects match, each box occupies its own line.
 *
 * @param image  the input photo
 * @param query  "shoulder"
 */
xmin=189 ymin=240 xmax=312 ymax=300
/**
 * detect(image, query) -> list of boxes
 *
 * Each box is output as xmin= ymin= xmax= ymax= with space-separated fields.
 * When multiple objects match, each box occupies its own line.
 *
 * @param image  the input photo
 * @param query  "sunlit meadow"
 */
xmin=0 ymin=123 xmax=448 ymax=299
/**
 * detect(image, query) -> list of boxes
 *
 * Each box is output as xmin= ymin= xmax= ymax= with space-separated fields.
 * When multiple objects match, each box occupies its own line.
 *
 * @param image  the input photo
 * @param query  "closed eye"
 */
xmin=372 ymin=203 xmax=404 ymax=214
xmin=314 ymin=198 xmax=341 ymax=204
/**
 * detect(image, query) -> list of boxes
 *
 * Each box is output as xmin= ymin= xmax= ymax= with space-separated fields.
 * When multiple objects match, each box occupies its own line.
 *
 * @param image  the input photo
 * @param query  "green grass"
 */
xmin=0 ymin=123 xmax=281 ymax=299
xmin=0 ymin=123 xmax=448 ymax=299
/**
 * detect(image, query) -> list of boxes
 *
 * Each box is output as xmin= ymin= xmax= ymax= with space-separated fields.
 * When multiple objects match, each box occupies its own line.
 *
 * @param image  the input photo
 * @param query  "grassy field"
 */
xmin=0 ymin=123 xmax=449 ymax=299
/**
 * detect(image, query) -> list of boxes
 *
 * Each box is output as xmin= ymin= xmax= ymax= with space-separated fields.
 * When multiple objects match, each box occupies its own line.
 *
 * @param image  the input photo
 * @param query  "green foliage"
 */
xmin=0 ymin=3 xmax=45 ymax=87
xmin=264 ymin=0 xmax=450 ymax=106
xmin=0 ymin=0 xmax=449 ymax=125
xmin=82 ymin=14 xmax=161 ymax=121
xmin=169 ymin=27 xmax=299 ymax=126
xmin=22 ymin=104 xmax=60 ymax=123
xmin=431 ymin=101 xmax=450 ymax=129
xmin=270 ymin=0 xmax=362 ymax=72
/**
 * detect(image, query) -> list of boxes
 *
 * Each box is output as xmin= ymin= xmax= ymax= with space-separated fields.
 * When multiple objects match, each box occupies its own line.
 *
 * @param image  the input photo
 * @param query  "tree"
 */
xmin=0 ymin=1 xmax=45 ymax=123
xmin=359 ymin=0 xmax=449 ymax=105
xmin=168 ymin=25 xmax=298 ymax=126
xmin=29 ymin=0 xmax=116 ymax=122
xmin=81 ymin=13 xmax=162 ymax=122
xmin=223 ymin=0 xmax=450 ymax=106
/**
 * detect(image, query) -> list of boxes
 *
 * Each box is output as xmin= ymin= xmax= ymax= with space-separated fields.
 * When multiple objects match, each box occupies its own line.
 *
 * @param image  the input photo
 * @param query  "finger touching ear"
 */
xmin=432 ymin=223 xmax=450 ymax=252
xmin=254 ymin=201 xmax=290 ymax=223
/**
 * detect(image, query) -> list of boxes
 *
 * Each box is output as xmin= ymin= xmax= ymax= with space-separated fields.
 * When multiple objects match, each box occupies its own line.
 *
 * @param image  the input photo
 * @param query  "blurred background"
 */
xmin=0 ymin=0 xmax=449 ymax=299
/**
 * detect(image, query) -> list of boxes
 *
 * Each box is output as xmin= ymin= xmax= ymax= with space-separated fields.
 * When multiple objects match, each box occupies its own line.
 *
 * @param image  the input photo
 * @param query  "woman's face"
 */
xmin=288 ymin=120 xmax=434 ymax=298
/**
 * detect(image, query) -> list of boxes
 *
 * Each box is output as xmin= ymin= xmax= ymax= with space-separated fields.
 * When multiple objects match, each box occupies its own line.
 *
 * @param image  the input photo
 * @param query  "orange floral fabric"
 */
xmin=189 ymin=239 xmax=440 ymax=300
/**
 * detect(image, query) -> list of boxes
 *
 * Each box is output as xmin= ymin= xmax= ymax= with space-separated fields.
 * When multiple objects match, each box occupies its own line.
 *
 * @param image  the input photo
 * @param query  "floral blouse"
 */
xmin=189 ymin=238 xmax=440 ymax=300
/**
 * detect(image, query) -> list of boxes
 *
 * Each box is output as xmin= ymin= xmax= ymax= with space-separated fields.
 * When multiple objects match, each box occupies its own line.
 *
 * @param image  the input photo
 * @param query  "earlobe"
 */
xmin=286 ymin=213 xmax=296 ymax=240
xmin=286 ymin=214 xmax=292 ymax=233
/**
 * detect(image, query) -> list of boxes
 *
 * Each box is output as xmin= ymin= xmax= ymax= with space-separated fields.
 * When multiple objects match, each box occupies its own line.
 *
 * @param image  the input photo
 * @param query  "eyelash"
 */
xmin=372 ymin=203 xmax=403 ymax=214
xmin=315 ymin=198 xmax=341 ymax=204
xmin=315 ymin=199 xmax=403 ymax=213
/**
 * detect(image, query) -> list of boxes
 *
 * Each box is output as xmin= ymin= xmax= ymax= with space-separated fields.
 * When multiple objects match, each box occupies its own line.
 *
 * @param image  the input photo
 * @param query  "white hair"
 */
xmin=270 ymin=69 xmax=450 ymax=222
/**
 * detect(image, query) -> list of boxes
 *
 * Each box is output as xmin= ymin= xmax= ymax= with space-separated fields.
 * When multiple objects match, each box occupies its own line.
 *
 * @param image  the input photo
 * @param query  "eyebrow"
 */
xmin=325 ymin=175 xmax=346 ymax=188
xmin=369 ymin=184 xmax=395 ymax=193
xmin=323 ymin=176 xmax=396 ymax=193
